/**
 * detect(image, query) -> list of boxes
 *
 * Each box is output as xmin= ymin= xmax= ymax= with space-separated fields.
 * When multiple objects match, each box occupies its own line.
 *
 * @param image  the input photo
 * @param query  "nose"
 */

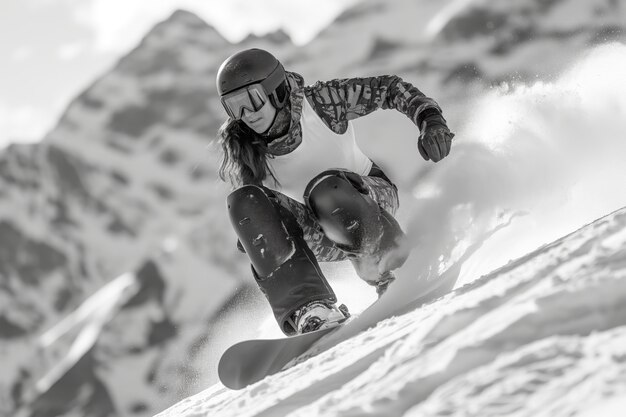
xmin=242 ymin=108 xmax=260 ymax=121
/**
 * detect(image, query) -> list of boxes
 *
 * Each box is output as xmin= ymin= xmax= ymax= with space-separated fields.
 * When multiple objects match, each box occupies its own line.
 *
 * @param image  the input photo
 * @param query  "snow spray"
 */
xmin=376 ymin=43 xmax=626 ymax=321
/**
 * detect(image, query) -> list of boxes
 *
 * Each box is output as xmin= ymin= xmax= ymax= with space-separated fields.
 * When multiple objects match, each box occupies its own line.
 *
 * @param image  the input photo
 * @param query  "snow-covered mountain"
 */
xmin=1 ymin=0 xmax=625 ymax=416
xmin=1 ymin=10 xmax=258 ymax=417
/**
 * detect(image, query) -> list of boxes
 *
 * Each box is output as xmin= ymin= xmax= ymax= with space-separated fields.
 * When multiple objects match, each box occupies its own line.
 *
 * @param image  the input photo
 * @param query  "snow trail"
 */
xmin=387 ymin=43 xmax=626 ymax=314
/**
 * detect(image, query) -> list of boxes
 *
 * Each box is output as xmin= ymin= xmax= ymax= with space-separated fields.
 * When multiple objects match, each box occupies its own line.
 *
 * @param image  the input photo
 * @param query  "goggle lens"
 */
xmin=221 ymin=85 xmax=268 ymax=119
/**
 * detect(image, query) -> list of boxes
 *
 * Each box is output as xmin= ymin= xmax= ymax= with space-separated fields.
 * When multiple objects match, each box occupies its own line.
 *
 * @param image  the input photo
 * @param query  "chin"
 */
xmin=255 ymin=124 xmax=271 ymax=134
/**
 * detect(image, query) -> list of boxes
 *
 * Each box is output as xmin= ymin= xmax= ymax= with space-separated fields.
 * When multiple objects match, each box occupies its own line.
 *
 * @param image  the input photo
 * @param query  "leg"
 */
xmin=304 ymin=169 xmax=409 ymax=293
xmin=227 ymin=185 xmax=337 ymax=335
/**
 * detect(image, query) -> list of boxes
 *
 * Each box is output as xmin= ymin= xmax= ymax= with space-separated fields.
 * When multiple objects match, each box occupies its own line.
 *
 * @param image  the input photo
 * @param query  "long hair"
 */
xmin=217 ymin=80 xmax=291 ymax=188
xmin=217 ymin=118 xmax=277 ymax=188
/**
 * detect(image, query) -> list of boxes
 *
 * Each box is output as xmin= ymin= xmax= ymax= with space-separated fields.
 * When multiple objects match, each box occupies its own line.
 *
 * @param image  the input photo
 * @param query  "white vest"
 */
xmin=264 ymin=98 xmax=372 ymax=203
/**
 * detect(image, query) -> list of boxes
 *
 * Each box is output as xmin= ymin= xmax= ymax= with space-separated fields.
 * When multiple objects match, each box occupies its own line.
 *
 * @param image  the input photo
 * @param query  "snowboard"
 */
xmin=218 ymin=272 xmax=456 ymax=390
xmin=218 ymin=324 xmax=340 ymax=390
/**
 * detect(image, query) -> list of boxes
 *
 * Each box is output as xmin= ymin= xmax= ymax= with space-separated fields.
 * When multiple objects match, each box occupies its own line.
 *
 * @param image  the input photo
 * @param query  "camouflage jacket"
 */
xmin=265 ymin=71 xmax=446 ymax=156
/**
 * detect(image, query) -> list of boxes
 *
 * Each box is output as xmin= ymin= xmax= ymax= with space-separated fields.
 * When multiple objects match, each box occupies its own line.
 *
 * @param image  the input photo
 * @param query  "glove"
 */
xmin=418 ymin=120 xmax=455 ymax=162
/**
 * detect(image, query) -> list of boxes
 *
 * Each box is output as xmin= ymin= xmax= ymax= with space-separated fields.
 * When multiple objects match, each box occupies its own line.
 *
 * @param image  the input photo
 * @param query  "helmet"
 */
xmin=216 ymin=48 xmax=286 ymax=100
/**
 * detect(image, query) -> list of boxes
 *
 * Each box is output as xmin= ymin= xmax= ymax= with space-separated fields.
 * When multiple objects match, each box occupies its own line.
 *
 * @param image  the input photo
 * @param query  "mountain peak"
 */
xmin=168 ymin=9 xmax=205 ymax=23
xmin=240 ymin=29 xmax=293 ymax=45
xmin=163 ymin=8 xmax=223 ymax=32
xmin=145 ymin=8 xmax=230 ymax=48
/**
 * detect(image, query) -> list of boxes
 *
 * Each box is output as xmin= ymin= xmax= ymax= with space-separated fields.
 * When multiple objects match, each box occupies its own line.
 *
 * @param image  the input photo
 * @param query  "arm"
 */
xmin=305 ymin=75 xmax=447 ymax=134
xmin=305 ymin=75 xmax=454 ymax=162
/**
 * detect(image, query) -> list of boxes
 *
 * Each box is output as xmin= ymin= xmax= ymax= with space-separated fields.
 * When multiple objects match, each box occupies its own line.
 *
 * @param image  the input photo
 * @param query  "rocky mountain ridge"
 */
xmin=1 ymin=9 xmax=247 ymax=417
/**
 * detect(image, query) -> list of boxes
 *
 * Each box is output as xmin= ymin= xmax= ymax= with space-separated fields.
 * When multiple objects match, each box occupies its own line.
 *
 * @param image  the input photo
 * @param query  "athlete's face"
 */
xmin=241 ymin=100 xmax=277 ymax=134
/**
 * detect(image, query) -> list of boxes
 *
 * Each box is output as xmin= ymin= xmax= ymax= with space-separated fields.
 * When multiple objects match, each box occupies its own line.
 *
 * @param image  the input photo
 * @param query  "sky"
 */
xmin=0 ymin=0 xmax=358 ymax=147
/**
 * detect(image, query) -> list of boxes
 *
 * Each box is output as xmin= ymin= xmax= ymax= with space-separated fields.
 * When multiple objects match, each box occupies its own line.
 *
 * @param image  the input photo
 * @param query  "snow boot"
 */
xmin=304 ymin=170 xmax=409 ymax=295
xmin=228 ymin=184 xmax=338 ymax=336
xmin=287 ymin=300 xmax=350 ymax=334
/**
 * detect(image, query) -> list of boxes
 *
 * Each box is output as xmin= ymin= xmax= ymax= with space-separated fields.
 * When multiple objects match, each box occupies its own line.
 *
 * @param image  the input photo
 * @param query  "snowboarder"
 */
xmin=216 ymin=48 xmax=454 ymax=336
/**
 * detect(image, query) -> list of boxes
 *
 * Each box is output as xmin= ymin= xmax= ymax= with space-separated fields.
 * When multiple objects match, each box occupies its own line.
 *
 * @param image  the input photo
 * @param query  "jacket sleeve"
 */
xmin=305 ymin=75 xmax=447 ymax=134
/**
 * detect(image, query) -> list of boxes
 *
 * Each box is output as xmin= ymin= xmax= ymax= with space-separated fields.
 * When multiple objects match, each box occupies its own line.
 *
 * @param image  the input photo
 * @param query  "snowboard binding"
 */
xmin=287 ymin=301 xmax=350 ymax=334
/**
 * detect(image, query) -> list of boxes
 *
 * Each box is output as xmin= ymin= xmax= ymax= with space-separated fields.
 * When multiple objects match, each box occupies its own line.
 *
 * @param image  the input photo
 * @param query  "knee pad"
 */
xmin=227 ymin=185 xmax=297 ymax=277
xmin=304 ymin=170 xmax=382 ymax=252
xmin=228 ymin=185 xmax=336 ymax=335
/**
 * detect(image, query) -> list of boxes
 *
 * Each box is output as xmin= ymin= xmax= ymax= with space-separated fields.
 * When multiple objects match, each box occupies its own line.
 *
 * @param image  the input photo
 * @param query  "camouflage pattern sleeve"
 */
xmin=304 ymin=76 xmax=445 ymax=134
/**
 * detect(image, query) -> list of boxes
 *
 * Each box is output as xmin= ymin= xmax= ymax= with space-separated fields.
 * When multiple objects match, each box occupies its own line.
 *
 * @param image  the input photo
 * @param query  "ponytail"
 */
xmin=217 ymin=119 xmax=278 ymax=188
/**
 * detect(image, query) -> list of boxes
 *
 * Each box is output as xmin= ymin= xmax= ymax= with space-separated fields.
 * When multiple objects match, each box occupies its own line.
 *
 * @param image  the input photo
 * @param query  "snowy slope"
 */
xmin=156 ymin=205 xmax=626 ymax=416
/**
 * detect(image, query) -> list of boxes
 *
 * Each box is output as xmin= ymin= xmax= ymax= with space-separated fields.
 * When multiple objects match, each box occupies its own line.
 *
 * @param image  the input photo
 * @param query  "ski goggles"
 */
xmin=220 ymin=62 xmax=286 ymax=120
xmin=220 ymin=84 xmax=269 ymax=120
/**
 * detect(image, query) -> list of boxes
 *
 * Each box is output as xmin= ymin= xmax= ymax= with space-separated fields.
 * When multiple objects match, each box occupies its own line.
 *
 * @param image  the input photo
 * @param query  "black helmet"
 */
xmin=216 ymin=49 xmax=288 ymax=116
xmin=216 ymin=48 xmax=287 ymax=101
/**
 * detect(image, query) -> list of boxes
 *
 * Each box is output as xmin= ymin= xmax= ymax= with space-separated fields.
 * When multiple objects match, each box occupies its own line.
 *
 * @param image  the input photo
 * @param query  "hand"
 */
xmin=418 ymin=121 xmax=455 ymax=162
